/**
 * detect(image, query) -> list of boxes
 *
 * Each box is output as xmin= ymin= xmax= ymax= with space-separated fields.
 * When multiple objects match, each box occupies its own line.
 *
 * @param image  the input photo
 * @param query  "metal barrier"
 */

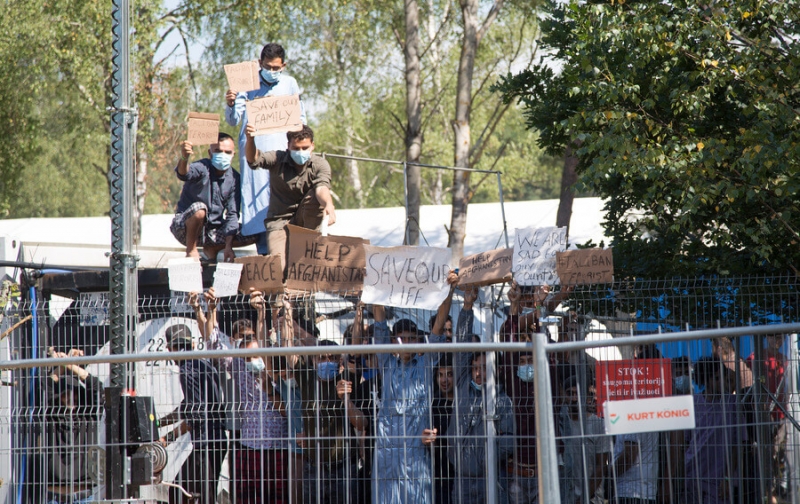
xmin=0 ymin=279 xmax=798 ymax=504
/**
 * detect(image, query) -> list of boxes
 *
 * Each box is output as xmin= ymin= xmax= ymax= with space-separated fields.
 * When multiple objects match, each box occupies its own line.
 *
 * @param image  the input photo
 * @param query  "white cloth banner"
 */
xmin=512 ymin=226 xmax=567 ymax=286
xmin=361 ymin=245 xmax=453 ymax=310
xmin=167 ymin=257 xmax=203 ymax=292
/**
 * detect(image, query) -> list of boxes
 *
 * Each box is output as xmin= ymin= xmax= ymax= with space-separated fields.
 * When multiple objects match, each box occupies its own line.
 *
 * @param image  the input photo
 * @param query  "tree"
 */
xmin=497 ymin=0 xmax=800 ymax=277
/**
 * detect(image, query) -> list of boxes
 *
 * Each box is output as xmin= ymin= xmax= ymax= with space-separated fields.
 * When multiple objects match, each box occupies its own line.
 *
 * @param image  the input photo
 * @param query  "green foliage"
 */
xmin=497 ymin=0 xmax=800 ymax=277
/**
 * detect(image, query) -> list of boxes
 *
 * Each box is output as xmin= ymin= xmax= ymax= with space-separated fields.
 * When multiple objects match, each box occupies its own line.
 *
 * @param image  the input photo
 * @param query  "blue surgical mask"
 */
xmin=290 ymin=149 xmax=312 ymax=166
xmin=362 ymin=368 xmax=377 ymax=381
xmin=246 ymin=358 xmax=265 ymax=374
xmin=316 ymin=361 xmax=339 ymax=381
xmin=470 ymin=380 xmax=482 ymax=392
xmin=674 ymin=375 xmax=691 ymax=394
xmin=260 ymin=68 xmax=282 ymax=84
xmin=210 ymin=152 xmax=233 ymax=171
xmin=517 ymin=364 xmax=535 ymax=383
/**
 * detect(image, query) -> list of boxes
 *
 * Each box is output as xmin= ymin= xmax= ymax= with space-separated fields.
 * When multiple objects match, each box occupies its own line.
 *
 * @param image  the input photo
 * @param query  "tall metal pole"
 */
xmin=533 ymin=331 xmax=561 ymax=503
xmin=108 ymin=0 xmax=138 ymax=385
xmin=108 ymin=0 xmax=138 ymax=498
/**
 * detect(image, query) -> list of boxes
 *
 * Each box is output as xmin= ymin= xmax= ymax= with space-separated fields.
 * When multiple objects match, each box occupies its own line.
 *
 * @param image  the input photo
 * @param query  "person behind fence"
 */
xmin=370 ymin=271 xmax=456 ymax=504
xmin=225 ymin=42 xmax=306 ymax=255
xmin=170 ymin=133 xmax=256 ymax=261
xmin=244 ymin=122 xmax=336 ymax=267
xmin=682 ymin=356 xmax=747 ymax=504
xmin=427 ymin=353 xmax=456 ymax=504
xmin=289 ymin=339 xmax=365 ymax=504
xmin=345 ymin=304 xmax=382 ymax=504
xmin=162 ymin=324 xmax=227 ymax=504
xmin=43 ymin=349 xmax=104 ymax=504
xmin=443 ymin=349 xmax=515 ymax=504
xmin=231 ymin=332 xmax=289 ymax=503
xmin=558 ymin=375 xmax=610 ymax=504
xmin=746 ymin=333 xmax=788 ymax=501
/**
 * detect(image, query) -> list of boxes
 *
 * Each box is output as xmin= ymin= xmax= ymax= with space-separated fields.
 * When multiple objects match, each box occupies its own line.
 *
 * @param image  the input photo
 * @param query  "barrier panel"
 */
xmin=0 ymin=276 xmax=798 ymax=503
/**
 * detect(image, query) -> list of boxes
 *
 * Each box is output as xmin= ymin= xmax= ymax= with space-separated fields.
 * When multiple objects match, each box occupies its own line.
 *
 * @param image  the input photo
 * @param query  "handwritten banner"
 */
xmin=187 ymin=112 xmax=219 ymax=146
xmin=285 ymin=225 xmax=368 ymax=293
xmin=556 ymin=248 xmax=614 ymax=285
xmin=224 ymin=60 xmax=260 ymax=92
xmin=458 ymin=248 xmax=513 ymax=286
xmin=245 ymin=94 xmax=303 ymax=136
xmin=512 ymin=226 xmax=567 ymax=286
xmin=362 ymin=245 xmax=453 ymax=310
xmin=211 ymin=262 xmax=243 ymax=297
xmin=234 ymin=255 xmax=284 ymax=294
xmin=167 ymin=257 xmax=203 ymax=293
xmin=595 ymin=359 xmax=673 ymax=416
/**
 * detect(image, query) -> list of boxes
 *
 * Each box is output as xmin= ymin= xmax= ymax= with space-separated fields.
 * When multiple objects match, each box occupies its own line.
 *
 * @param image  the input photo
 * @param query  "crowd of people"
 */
xmin=103 ymin=276 xmax=785 ymax=504
xmin=37 ymin=40 xmax=791 ymax=504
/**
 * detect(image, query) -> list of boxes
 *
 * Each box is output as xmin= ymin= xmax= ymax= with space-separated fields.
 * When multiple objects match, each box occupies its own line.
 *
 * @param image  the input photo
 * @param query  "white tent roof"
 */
xmin=0 ymin=198 xmax=608 ymax=273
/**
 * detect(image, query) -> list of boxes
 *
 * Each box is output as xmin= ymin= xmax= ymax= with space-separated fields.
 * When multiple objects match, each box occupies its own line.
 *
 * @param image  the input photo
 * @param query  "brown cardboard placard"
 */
xmin=285 ymin=225 xmax=368 ymax=293
xmin=556 ymin=248 xmax=614 ymax=285
xmin=234 ymin=255 xmax=284 ymax=294
xmin=245 ymin=94 xmax=303 ymax=136
xmin=187 ymin=112 xmax=220 ymax=146
xmin=457 ymin=248 xmax=513 ymax=287
xmin=224 ymin=60 xmax=261 ymax=92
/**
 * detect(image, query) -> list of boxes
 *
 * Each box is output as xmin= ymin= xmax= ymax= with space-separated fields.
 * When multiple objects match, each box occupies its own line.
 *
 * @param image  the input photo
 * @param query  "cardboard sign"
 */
xmin=234 ymin=255 xmax=284 ymax=294
xmin=212 ymin=262 xmax=243 ymax=298
xmin=167 ymin=257 xmax=203 ymax=293
xmin=187 ymin=112 xmax=219 ymax=146
xmin=224 ymin=60 xmax=260 ymax=92
xmin=595 ymin=359 xmax=673 ymax=416
xmin=604 ymin=395 xmax=695 ymax=434
xmin=285 ymin=225 xmax=368 ymax=293
xmin=362 ymin=245 xmax=453 ymax=310
xmin=245 ymin=94 xmax=303 ymax=136
xmin=512 ymin=226 xmax=567 ymax=286
xmin=556 ymin=248 xmax=614 ymax=285
xmin=458 ymin=248 xmax=513 ymax=286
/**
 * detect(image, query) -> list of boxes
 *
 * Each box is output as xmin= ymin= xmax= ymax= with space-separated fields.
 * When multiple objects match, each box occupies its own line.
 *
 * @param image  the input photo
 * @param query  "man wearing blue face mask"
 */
xmin=289 ymin=340 xmax=366 ymax=503
xmin=245 ymin=123 xmax=336 ymax=269
xmin=225 ymin=43 xmax=307 ymax=255
xmin=171 ymin=133 xmax=255 ymax=261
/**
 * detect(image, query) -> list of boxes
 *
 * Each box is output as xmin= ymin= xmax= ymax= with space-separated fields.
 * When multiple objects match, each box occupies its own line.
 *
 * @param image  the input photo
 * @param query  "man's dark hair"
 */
xmin=392 ymin=318 xmax=419 ymax=337
xmin=165 ymin=324 xmax=193 ymax=352
xmin=693 ymin=356 xmax=730 ymax=388
xmin=429 ymin=314 xmax=453 ymax=331
xmin=218 ymin=132 xmax=234 ymax=143
xmin=231 ymin=319 xmax=254 ymax=338
xmin=318 ymin=339 xmax=339 ymax=348
xmin=260 ymin=43 xmax=286 ymax=63
xmin=287 ymin=125 xmax=314 ymax=144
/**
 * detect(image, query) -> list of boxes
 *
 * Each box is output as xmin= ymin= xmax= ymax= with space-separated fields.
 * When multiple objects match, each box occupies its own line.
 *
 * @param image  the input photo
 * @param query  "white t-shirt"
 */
xmin=613 ymin=431 xmax=659 ymax=500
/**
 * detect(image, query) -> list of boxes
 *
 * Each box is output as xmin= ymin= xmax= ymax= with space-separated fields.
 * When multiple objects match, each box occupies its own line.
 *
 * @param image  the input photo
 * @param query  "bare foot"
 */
xmin=202 ymin=246 xmax=219 ymax=262
xmin=186 ymin=248 xmax=200 ymax=259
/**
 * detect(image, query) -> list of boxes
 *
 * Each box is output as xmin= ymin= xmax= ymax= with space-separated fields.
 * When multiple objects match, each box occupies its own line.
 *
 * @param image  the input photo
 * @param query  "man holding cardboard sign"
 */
xmin=245 ymin=123 xmax=336 ymax=269
xmin=225 ymin=43 xmax=306 ymax=255
xmin=171 ymin=133 xmax=256 ymax=261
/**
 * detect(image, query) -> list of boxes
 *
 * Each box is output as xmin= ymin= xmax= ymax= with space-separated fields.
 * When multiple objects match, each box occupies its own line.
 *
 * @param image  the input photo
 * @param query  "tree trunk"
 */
xmin=135 ymin=151 xmax=147 ymax=245
xmin=448 ymin=0 xmax=480 ymax=260
xmin=556 ymin=142 xmax=579 ymax=240
xmin=345 ymin=126 xmax=364 ymax=207
xmin=404 ymin=0 xmax=423 ymax=245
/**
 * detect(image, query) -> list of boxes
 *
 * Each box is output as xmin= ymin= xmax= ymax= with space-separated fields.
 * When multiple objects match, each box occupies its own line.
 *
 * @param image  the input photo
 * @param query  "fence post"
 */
xmin=790 ymin=332 xmax=800 ymax=504
xmin=533 ymin=331 xmax=561 ymax=503
xmin=485 ymin=300 xmax=499 ymax=503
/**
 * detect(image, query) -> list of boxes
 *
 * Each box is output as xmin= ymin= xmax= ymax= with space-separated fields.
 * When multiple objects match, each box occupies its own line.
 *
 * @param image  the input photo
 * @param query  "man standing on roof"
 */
xmin=225 ymin=43 xmax=306 ymax=255
xmin=244 ymin=123 xmax=336 ymax=269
